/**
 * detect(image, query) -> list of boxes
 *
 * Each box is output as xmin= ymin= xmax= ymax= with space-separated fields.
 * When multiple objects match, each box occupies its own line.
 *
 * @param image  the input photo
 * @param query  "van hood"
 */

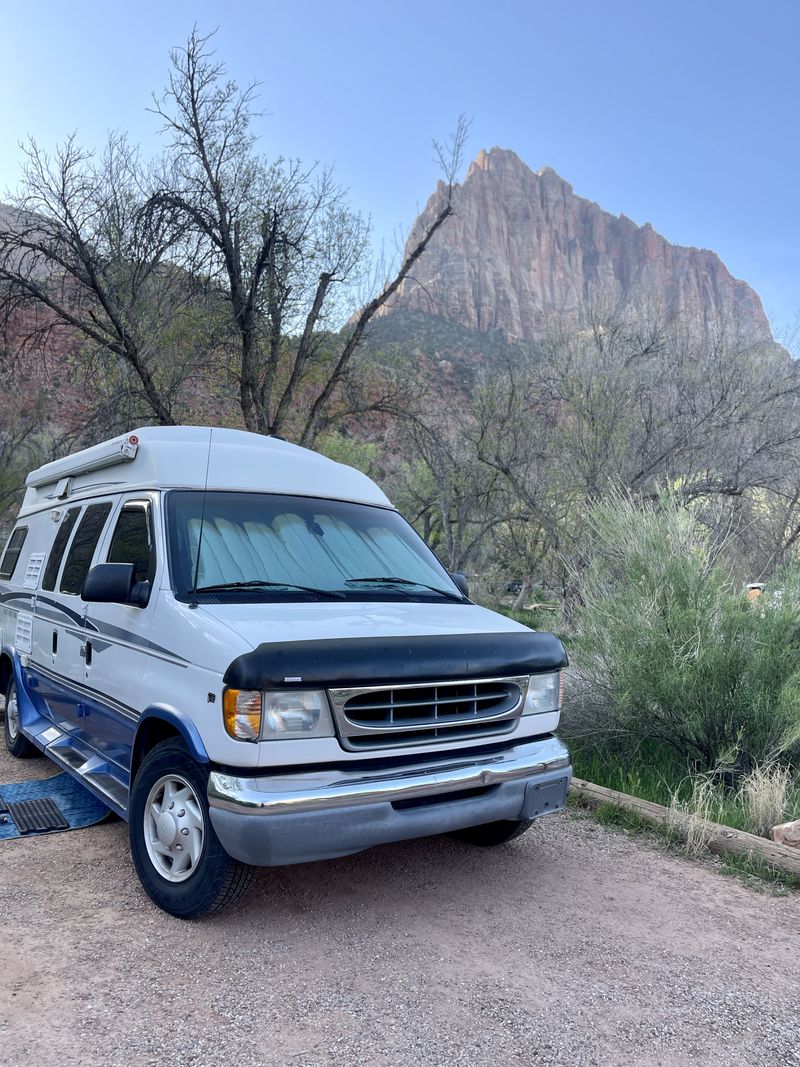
xmin=198 ymin=600 xmax=529 ymax=649
xmin=197 ymin=601 xmax=568 ymax=690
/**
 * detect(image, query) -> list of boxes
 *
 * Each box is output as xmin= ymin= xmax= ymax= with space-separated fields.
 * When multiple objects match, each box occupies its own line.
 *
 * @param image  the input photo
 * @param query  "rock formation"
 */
xmin=385 ymin=147 xmax=771 ymax=342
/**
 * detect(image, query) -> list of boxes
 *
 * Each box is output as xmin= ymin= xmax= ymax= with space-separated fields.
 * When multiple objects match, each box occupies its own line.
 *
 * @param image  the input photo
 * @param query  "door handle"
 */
xmin=84 ymin=640 xmax=93 ymax=667
xmin=52 ymin=631 xmax=58 ymax=655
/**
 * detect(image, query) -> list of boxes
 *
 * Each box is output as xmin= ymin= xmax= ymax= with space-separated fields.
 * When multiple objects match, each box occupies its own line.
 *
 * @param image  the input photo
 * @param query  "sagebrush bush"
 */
xmin=568 ymin=490 xmax=800 ymax=774
xmin=667 ymin=775 xmax=716 ymax=858
xmin=740 ymin=763 xmax=791 ymax=837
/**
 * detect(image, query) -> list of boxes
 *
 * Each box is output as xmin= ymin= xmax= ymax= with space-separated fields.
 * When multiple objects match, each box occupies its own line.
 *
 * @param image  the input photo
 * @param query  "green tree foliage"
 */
xmin=315 ymin=431 xmax=379 ymax=476
xmin=569 ymin=490 xmax=800 ymax=773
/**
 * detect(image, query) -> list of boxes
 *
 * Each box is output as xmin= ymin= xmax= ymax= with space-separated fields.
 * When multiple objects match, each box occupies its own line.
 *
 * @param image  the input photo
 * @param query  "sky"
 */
xmin=0 ymin=0 xmax=796 ymax=336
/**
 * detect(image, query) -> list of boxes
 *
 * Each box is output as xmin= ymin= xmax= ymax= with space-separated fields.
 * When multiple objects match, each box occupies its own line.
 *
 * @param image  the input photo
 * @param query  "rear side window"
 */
xmin=42 ymin=508 xmax=81 ymax=591
xmin=107 ymin=503 xmax=156 ymax=583
xmin=60 ymin=503 xmax=113 ymax=595
xmin=0 ymin=526 xmax=29 ymax=580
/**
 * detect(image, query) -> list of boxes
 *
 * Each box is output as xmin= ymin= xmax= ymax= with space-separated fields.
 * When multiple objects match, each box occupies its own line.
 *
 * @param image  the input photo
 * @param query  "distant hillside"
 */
xmin=381 ymin=147 xmax=772 ymax=343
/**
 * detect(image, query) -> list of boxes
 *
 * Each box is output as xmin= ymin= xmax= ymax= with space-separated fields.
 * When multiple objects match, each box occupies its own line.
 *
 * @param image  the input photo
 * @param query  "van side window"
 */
xmin=107 ymin=503 xmax=155 ymax=583
xmin=0 ymin=526 xmax=29 ymax=580
xmin=60 ymin=503 xmax=113 ymax=595
xmin=42 ymin=508 xmax=81 ymax=591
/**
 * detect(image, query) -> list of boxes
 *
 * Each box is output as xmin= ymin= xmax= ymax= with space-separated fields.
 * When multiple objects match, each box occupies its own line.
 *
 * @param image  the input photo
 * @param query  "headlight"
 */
xmin=223 ymin=689 xmax=263 ymax=740
xmin=262 ymin=690 xmax=334 ymax=740
xmin=522 ymin=671 xmax=562 ymax=715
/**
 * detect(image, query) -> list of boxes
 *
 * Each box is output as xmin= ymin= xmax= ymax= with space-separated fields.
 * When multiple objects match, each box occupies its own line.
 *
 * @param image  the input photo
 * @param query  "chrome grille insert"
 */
xmin=329 ymin=675 xmax=528 ymax=751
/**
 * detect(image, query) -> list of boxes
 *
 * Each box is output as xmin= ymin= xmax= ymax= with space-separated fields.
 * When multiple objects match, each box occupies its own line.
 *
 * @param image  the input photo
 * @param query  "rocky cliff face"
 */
xmin=386 ymin=148 xmax=771 ymax=341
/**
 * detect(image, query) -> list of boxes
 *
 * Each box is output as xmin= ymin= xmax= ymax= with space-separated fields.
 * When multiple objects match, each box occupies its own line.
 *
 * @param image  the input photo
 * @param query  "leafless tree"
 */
xmin=147 ymin=29 xmax=467 ymax=443
xmin=0 ymin=135 xmax=209 ymax=429
xmin=406 ymin=302 xmax=800 ymax=590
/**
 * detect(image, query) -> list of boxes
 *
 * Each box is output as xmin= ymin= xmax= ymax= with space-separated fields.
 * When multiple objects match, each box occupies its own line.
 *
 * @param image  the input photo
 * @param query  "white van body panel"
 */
xmin=21 ymin=426 xmax=391 ymax=517
xmin=203 ymin=599 xmax=531 ymax=646
xmin=1 ymin=425 xmax=571 ymax=876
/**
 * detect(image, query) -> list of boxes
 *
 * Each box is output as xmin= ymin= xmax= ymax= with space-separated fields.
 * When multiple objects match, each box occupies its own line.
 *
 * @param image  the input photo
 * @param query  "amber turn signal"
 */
xmin=222 ymin=688 xmax=263 ymax=740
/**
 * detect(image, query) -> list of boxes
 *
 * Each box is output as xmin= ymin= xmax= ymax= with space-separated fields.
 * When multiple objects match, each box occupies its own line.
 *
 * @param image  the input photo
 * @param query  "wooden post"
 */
xmin=569 ymin=777 xmax=800 ymax=878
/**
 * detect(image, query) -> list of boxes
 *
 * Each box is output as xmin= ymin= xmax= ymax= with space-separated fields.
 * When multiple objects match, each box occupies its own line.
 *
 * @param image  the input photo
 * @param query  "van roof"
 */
xmin=19 ymin=426 xmax=392 ymax=516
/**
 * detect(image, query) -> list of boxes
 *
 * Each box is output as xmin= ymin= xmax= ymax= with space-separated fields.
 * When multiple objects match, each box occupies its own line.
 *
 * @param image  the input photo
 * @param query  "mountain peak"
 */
xmin=468 ymin=146 xmax=526 ymax=177
xmin=386 ymin=148 xmax=770 ymax=342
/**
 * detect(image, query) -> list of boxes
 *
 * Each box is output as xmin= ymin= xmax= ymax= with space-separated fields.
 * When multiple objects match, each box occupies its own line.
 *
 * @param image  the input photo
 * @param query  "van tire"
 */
xmin=3 ymin=677 xmax=37 ymax=758
xmin=449 ymin=818 xmax=533 ymax=847
xmin=129 ymin=738 xmax=255 ymax=918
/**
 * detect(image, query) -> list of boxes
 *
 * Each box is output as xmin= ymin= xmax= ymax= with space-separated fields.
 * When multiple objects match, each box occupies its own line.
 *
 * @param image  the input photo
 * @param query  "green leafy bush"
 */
xmin=567 ymin=491 xmax=800 ymax=774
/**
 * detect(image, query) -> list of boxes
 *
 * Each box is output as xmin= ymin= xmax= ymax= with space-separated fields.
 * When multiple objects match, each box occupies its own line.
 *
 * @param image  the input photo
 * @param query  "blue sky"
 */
xmin=0 ymin=0 xmax=796 ymax=335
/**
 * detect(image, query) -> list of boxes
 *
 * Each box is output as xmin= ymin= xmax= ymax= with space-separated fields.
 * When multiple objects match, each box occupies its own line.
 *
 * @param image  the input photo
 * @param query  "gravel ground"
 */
xmin=1 ymin=746 xmax=799 ymax=1067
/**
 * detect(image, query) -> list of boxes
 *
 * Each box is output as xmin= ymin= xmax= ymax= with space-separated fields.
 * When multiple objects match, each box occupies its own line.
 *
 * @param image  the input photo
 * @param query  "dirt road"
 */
xmin=1 ymin=748 xmax=798 ymax=1067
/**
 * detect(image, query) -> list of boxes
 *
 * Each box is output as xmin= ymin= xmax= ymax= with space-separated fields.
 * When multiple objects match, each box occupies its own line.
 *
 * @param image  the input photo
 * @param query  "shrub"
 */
xmin=667 ymin=775 xmax=716 ymax=858
xmin=740 ymin=763 xmax=791 ymax=838
xmin=567 ymin=490 xmax=800 ymax=774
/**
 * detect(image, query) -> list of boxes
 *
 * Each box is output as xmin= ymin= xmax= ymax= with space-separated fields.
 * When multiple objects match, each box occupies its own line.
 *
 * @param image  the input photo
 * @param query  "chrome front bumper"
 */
xmin=207 ymin=736 xmax=571 ymax=867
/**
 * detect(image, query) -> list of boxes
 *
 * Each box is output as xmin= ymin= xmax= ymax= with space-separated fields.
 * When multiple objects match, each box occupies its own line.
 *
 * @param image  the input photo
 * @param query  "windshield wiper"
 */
xmin=345 ymin=576 xmax=466 ymax=603
xmin=193 ymin=579 xmax=346 ymax=600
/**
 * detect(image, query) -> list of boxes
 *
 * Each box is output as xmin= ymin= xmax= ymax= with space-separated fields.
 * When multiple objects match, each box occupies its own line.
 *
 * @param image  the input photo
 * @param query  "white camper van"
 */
xmin=0 ymin=427 xmax=570 ymax=917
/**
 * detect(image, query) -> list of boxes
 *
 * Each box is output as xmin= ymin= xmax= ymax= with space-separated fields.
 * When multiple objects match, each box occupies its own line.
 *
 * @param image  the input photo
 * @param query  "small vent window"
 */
xmin=42 ymin=508 xmax=80 ymax=591
xmin=60 ymin=503 xmax=113 ymax=595
xmin=0 ymin=526 xmax=29 ymax=580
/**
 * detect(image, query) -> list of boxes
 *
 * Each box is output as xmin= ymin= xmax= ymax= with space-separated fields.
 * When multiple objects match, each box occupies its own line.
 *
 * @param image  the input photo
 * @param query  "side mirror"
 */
xmin=450 ymin=572 xmax=470 ymax=598
xmin=82 ymin=563 xmax=150 ymax=608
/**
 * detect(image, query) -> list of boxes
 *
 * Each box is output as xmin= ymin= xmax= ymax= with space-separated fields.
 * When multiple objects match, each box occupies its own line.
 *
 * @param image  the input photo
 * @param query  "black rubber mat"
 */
xmin=0 ymin=772 xmax=111 ymax=841
xmin=6 ymin=797 xmax=69 ymax=834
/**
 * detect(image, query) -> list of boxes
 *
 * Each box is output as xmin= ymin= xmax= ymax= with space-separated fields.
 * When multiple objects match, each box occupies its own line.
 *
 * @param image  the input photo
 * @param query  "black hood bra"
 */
xmin=224 ymin=630 xmax=568 ymax=690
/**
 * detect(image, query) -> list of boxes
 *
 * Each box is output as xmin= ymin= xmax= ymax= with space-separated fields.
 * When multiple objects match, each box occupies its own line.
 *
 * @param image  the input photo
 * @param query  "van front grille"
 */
xmin=328 ymin=676 xmax=527 ymax=751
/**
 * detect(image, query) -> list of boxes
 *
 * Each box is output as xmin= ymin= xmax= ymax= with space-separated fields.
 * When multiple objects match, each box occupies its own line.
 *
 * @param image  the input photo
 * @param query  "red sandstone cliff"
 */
xmin=386 ymin=148 xmax=771 ymax=342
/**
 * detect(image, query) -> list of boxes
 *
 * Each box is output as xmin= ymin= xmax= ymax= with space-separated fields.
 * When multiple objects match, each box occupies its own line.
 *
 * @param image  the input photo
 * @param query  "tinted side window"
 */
xmin=107 ymin=504 xmax=155 ymax=583
xmin=42 ymin=508 xmax=80 ymax=591
xmin=0 ymin=526 xmax=29 ymax=580
xmin=60 ymin=503 xmax=113 ymax=595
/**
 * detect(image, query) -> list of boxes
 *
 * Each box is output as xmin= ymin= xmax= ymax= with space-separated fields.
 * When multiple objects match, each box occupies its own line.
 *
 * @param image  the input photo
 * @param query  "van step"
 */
xmin=44 ymin=736 xmax=129 ymax=816
xmin=83 ymin=770 xmax=127 ymax=809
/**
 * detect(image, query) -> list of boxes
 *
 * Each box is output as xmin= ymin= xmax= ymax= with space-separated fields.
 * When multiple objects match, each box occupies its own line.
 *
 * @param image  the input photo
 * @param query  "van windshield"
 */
xmin=165 ymin=491 xmax=465 ymax=603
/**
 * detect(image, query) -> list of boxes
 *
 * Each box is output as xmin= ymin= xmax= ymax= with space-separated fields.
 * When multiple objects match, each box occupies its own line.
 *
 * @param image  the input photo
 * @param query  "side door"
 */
xmin=43 ymin=501 xmax=113 ymax=739
xmin=31 ymin=504 xmax=84 ymax=731
xmin=81 ymin=494 xmax=160 ymax=772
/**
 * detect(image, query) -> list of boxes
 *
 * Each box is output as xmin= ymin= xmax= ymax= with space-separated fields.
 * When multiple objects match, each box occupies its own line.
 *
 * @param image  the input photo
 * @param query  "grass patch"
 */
xmin=720 ymin=853 xmax=800 ymax=895
xmin=571 ymin=743 xmax=682 ymax=807
xmin=590 ymin=801 xmax=652 ymax=834
xmin=569 ymin=741 xmax=800 ymax=836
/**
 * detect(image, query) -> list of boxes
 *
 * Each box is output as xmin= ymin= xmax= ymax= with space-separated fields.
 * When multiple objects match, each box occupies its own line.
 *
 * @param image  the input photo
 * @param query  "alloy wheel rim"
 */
xmin=6 ymin=687 xmax=20 ymax=739
xmin=143 ymin=773 xmax=205 ymax=883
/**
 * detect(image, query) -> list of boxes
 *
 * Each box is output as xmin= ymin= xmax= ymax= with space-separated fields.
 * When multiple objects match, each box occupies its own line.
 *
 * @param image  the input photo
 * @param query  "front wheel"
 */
xmin=3 ymin=677 xmax=37 ymax=758
xmin=128 ymin=738 xmax=255 ymax=918
xmin=450 ymin=818 xmax=534 ymax=847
